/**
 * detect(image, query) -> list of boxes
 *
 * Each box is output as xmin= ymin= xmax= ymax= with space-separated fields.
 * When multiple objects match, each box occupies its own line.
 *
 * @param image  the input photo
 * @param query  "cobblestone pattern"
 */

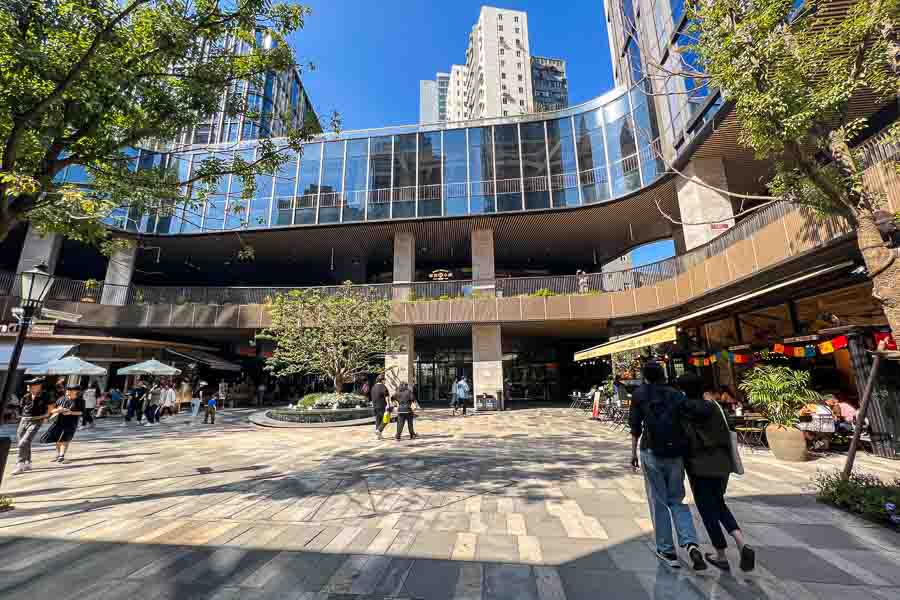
xmin=1 ymin=408 xmax=899 ymax=599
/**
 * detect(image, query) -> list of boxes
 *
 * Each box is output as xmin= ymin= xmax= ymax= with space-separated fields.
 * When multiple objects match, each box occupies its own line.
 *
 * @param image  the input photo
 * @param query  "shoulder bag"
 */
xmin=714 ymin=401 xmax=744 ymax=475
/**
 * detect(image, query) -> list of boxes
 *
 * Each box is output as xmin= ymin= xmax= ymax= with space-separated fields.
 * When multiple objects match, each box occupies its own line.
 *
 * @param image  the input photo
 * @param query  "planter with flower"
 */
xmin=739 ymin=365 xmax=822 ymax=462
xmin=81 ymin=278 xmax=101 ymax=303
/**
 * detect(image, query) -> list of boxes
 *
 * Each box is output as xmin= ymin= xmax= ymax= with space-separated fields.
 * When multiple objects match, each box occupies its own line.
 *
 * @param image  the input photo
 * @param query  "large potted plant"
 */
xmin=739 ymin=365 xmax=822 ymax=462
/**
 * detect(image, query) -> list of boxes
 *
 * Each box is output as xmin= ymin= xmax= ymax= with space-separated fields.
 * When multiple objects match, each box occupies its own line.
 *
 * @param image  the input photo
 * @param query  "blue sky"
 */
xmin=288 ymin=1 xmax=674 ymax=266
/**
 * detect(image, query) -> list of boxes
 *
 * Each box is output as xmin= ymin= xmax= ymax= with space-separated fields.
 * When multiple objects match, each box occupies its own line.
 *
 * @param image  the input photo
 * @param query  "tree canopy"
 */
xmin=260 ymin=286 xmax=401 ymax=393
xmin=685 ymin=0 xmax=900 ymax=337
xmin=0 ymin=0 xmax=331 ymax=252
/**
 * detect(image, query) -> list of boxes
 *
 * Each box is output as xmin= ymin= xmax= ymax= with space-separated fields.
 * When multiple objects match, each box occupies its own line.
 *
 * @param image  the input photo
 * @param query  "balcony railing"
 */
xmin=0 ymin=199 xmax=853 ymax=311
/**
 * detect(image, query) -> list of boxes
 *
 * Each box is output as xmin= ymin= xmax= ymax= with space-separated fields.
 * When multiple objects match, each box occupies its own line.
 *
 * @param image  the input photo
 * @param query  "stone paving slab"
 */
xmin=1 ymin=407 xmax=899 ymax=599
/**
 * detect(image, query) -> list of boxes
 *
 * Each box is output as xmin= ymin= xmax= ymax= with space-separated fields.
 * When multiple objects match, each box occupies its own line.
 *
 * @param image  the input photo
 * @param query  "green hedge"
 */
xmin=814 ymin=470 xmax=900 ymax=529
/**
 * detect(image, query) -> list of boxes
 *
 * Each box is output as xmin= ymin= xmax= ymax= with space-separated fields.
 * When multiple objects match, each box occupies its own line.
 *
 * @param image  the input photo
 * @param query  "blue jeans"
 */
xmin=640 ymin=449 xmax=698 ymax=554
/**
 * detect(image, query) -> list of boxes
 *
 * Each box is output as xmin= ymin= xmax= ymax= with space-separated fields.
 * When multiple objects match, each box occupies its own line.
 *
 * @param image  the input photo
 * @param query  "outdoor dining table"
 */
xmin=728 ymin=414 xmax=769 ymax=451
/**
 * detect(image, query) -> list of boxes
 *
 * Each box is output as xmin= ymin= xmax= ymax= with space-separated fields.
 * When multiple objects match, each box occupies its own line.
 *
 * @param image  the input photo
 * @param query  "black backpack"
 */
xmin=641 ymin=384 xmax=688 ymax=458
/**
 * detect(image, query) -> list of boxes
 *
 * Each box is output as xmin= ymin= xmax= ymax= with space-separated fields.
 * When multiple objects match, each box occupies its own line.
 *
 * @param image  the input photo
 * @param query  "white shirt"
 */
xmin=162 ymin=388 xmax=177 ymax=408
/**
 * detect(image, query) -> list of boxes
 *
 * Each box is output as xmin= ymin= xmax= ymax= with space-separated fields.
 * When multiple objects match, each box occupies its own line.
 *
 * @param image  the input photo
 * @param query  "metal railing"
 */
xmin=858 ymin=127 xmax=900 ymax=170
xmin=0 ymin=199 xmax=854 ymax=310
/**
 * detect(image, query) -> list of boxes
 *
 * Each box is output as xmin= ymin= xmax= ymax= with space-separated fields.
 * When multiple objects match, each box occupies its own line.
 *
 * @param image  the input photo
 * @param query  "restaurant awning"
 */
xmin=164 ymin=348 xmax=242 ymax=372
xmin=574 ymin=261 xmax=855 ymax=362
xmin=0 ymin=344 xmax=76 ymax=370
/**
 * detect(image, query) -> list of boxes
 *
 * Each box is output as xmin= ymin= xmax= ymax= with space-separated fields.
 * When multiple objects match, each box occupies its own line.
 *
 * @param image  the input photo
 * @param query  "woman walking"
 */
xmin=41 ymin=384 xmax=85 ymax=464
xmin=392 ymin=382 xmax=418 ymax=441
xmin=685 ymin=385 xmax=756 ymax=572
xmin=82 ymin=382 xmax=100 ymax=428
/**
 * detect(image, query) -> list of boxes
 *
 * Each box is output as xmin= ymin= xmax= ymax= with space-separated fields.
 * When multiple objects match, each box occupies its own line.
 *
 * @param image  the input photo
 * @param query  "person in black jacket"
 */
xmin=371 ymin=374 xmax=389 ymax=440
xmin=629 ymin=363 xmax=707 ymax=570
xmin=682 ymin=383 xmax=755 ymax=572
xmin=391 ymin=382 xmax=418 ymax=441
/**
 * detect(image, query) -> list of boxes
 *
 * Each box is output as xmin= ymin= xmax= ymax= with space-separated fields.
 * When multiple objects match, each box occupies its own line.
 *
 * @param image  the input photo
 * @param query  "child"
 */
xmin=203 ymin=392 xmax=217 ymax=424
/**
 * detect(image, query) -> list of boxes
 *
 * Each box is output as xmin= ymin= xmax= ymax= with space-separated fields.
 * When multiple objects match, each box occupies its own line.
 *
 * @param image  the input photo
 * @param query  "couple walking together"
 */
xmin=371 ymin=375 xmax=419 ymax=441
xmin=629 ymin=362 xmax=756 ymax=572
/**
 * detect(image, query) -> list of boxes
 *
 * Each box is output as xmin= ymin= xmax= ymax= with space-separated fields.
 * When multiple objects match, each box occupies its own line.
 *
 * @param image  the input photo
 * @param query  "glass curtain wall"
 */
xmin=343 ymin=139 xmax=368 ymax=222
xmin=444 ymin=129 xmax=468 ymax=216
xmin=319 ymin=141 xmax=344 ymax=223
xmin=547 ymin=118 xmax=579 ymax=208
xmin=271 ymin=149 xmax=298 ymax=226
xmin=392 ymin=134 xmax=417 ymax=218
xmin=604 ymin=94 xmax=640 ymax=197
xmin=418 ymin=131 xmax=442 ymax=217
xmin=469 ymin=127 xmax=495 ymax=214
xmin=520 ymin=121 xmax=550 ymax=210
xmin=494 ymin=124 xmax=522 ymax=212
xmin=368 ymin=136 xmax=392 ymax=220
xmin=296 ymin=144 xmax=320 ymax=224
xmin=574 ymin=110 xmax=610 ymax=204
xmin=250 ymin=148 xmax=273 ymax=228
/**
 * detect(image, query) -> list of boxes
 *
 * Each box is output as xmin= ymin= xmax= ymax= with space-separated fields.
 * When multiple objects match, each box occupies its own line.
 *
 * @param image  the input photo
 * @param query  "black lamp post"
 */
xmin=0 ymin=264 xmax=55 ymax=424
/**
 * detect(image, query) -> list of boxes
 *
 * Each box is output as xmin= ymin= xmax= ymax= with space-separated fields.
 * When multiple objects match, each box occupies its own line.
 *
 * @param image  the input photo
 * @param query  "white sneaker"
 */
xmin=11 ymin=463 xmax=26 ymax=475
xmin=24 ymin=462 xmax=32 ymax=472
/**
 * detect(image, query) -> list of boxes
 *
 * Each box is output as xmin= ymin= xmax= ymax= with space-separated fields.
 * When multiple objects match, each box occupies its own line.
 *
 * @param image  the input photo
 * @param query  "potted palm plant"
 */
xmin=739 ymin=365 xmax=822 ymax=462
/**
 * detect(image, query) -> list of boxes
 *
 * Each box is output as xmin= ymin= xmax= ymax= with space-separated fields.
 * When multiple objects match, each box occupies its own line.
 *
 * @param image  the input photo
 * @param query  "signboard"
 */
xmin=574 ymin=326 xmax=678 ymax=361
xmin=711 ymin=223 xmax=732 ymax=231
xmin=476 ymin=395 xmax=499 ymax=411
xmin=428 ymin=269 xmax=453 ymax=281
xmin=27 ymin=323 xmax=56 ymax=337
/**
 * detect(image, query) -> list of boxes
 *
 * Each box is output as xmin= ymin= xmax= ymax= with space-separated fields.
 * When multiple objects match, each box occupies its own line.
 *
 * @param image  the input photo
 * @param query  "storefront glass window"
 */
xmin=521 ymin=121 xmax=550 ymax=209
xmin=368 ymin=136 xmax=392 ymax=220
xmin=547 ymin=118 xmax=579 ymax=207
xmin=343 ymin=139 xmax=368 ymax=222
xmin=418 ymin=131 xmax=442 ymax=217
xmin=494 ymin=124 xmax=522 ymax=212
xmin=468 ymin=127 xmax=496 ymax=214
xmin=444 ymin=129 xmax=468 ymax=216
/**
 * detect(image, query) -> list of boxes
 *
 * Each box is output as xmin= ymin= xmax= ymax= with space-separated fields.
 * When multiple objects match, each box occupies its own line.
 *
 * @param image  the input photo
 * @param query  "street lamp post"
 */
xmin=0 ymin=265 xmax=55 ymax=424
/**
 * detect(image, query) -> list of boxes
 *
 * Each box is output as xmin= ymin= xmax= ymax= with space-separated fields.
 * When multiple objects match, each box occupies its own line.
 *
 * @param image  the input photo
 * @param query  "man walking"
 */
xmin=12 ymin=377 xmax=52 ymax=475
xmin=371 ymin=374 xmax=389 ymax=440
xmin=629 ymin=362 xmax=706 ymax=570
xmin=203 ymin=392 xmax=217 ymax=424
xmin=454 ymin=375 xmax=470 ymax=417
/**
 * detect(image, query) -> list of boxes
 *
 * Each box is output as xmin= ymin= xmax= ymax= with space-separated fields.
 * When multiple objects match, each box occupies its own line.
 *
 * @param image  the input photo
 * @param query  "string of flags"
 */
xmin=687 ymin=335 xmax=852 ymax=367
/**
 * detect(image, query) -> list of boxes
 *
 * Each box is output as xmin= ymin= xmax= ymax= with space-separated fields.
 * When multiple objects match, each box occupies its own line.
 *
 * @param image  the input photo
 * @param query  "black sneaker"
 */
xmin=739 ymin=545 xmax=756 ymax=572
xmin=686 ymin=545 xmax=707 ymax=571
xmin=655 ymin=549 xmax=681 ymax=568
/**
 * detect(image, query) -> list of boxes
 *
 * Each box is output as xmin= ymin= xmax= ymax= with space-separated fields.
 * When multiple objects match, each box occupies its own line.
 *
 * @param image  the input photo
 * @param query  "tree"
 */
xmin=260 ymin=286 xmax=401 ymax=394
xmin=0 ymin=0 xmax=332 ymax=252
xmin=684 ymin=0 xmax=900 ymax=338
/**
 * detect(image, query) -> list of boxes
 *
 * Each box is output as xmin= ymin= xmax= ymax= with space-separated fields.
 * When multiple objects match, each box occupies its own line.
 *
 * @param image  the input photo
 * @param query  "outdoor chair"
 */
xmin=736 ymin=425 xmax=767 ymax=453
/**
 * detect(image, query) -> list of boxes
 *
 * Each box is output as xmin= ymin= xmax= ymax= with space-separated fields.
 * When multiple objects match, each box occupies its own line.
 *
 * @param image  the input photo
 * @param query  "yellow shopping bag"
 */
xmin=382 ymin=411 xmax=391 ymax=425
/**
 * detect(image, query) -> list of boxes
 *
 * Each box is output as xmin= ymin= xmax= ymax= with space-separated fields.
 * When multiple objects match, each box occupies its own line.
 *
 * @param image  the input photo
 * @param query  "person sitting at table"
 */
xmin=798 ymin=400 xmax=836 ymax=449
xmin=718 ymin=387 xmax=741 ymax=413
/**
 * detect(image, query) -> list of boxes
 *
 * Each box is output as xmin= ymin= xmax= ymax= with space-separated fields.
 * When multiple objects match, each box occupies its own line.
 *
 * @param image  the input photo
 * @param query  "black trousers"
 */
xmin=396 ymin=413 xmax=415 ymax=439
xmin=81 ymin=408 xmax=94 ymax=426
xmin=689 ymin=475 xmax=740 ymax=549
xmin=375 ymin=407 xmax=387 ymax=433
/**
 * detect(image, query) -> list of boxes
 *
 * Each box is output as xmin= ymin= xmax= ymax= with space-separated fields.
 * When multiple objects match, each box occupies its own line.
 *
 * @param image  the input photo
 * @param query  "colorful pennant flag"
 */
xmin=818 ymin=340 xmax=835 ymax=354
xmin=733 ymin=353 xmax=751 ymax=364
xmin=773 ymin=344 xmax=785 ymax=354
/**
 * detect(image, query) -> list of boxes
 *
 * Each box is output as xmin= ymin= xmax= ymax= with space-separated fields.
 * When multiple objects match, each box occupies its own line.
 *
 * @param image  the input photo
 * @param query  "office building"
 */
xmin=531 ymin=56 xmax=568 ymax=112
xmin=419 ymin=72 xmax=451 ymax=124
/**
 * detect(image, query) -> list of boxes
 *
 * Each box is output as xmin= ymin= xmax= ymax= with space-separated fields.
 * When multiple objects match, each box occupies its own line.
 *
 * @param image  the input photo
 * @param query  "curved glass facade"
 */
xmin=58 ymin=85 xmax=666 ymax=235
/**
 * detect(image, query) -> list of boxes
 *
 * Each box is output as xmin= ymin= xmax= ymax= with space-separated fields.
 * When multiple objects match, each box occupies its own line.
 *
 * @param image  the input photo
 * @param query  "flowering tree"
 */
xmin=260 ymin=286 xmax=400 ymax=393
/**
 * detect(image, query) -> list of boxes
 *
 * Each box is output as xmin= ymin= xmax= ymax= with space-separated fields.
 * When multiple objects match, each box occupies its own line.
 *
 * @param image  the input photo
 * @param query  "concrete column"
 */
xmin=674 ymin=158 xmax=735 ymax=250
xmin=101 ymin=245 xmax=138 ymax=305
xmin=16 ymin=224 xmax=62 ymax=274
xmin=471 ymin=228 xmax=495 ymax=296
xmin=385 ymin=325 xmax=415 ymax=395
xmin=472 ymin=324 xmax=503 ymax=411
xmin=392 ymin=232 xmax=415 ymax=300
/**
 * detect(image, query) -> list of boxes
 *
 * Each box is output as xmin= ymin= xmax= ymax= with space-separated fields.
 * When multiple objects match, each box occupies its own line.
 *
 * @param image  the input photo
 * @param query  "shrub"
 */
xmin=813 ymin=470 xmax=900 ymax=529
xmin=0 ymin=495 xmax=12 ymax=512
xmin=297 ymin=392 xmax=369 ymax=410
xmin=530 ymin=288 xmax=557 ymax=297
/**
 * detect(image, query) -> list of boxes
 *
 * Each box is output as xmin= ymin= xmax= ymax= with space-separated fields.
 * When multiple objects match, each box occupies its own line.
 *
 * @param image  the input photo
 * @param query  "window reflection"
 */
xmin=468 ymin=127 xmax=495 ymax=214
xmin=343 ymin=139 xmax=367 ymax=222
xmin=319 ymin=141 xmax=344 ymax=224
xmin=368 ymin=136 xmax=392 ymax=220
xmin=494 ymin=124 xmax=521 ymax=212
xmin=444 ymin=129 xmax=468 ymax=216
xmin=296 ymin=144 xmax=320 ymax=225
xmin=574 ymin=110 xmax=610 ymax=204
xmin=520 ymin=121 xmax=549 ymax=210
xmin=272 ymin=149 xmax=298 ymax=226
xmin=418 ymin=132 xmax=442 ymax=217
xmin=547 ymin=119 xmax=579 ymax=208
xmin=392 ymin=134 xmax=416 ymax=218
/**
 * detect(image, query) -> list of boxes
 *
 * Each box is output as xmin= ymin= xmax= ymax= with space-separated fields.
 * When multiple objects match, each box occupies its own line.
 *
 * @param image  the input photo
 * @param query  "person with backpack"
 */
xmin=629 ymin=362 xmax=706 ymax=570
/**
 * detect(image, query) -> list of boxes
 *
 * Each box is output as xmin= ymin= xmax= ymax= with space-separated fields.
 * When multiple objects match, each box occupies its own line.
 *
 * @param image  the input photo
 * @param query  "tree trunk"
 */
xmin=333 ymin=373 xmax=344 ymax=394
xmin=857 ymin=210 xmax=900 ymax=340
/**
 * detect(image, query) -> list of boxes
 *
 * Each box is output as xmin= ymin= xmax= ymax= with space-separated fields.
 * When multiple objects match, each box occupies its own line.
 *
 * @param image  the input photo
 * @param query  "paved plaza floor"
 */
xmin=1 ymin=407 xmax=899 ymax=600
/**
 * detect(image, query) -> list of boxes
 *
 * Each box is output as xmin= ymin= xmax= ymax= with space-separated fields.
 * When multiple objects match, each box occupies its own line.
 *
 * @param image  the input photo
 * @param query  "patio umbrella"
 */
xmin=116 ymin=359 xmax=181 ymax=376
xmin=26 ymin=356 xmax=107 ymax=376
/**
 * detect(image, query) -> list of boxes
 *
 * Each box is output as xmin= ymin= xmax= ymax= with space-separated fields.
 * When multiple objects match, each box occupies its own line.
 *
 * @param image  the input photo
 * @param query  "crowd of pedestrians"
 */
xmin=629 ymin=362 xmax=756 ymax=572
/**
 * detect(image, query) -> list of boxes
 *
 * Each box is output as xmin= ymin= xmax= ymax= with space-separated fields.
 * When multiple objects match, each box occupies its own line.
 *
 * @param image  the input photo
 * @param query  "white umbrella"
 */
xmin=26 ymin=356 xmax=107 ymax=376
xmin=116 ymin=359 xmax=181 ymax=376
